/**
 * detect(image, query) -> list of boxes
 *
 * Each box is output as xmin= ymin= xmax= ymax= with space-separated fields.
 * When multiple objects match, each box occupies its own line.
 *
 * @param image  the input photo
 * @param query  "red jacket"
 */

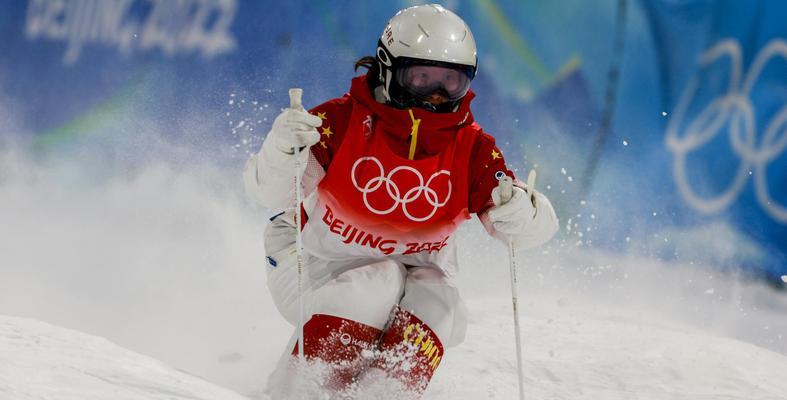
xmin=309 ymin=75 xmax=512 ymax=215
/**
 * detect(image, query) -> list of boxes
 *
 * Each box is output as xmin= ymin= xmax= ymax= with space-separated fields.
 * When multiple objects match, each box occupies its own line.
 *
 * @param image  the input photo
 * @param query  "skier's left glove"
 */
xmin=486 ymin=175 xmax=559 ymax=251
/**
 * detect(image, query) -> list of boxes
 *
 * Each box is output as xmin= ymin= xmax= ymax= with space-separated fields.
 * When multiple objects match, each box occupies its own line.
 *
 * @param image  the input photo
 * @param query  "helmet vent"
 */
xmin=462 ymin=30 xmax=467 ymax=42
xmin=417 ymin=24 xmax=430 ymax=37
xmin=398 ymin=40 xmax=411 ymax=47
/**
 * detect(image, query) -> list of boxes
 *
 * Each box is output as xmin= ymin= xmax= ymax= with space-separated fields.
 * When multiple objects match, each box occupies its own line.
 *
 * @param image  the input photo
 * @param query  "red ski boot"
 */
xmin=292 ymin=314 xmax=382 ymax=390
xmin=367 ymin=306 xmax=445 ymax=397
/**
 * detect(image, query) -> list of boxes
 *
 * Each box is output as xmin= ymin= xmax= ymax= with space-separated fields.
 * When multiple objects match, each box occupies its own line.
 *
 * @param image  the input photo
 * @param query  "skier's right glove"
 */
xmin=263 ymin=107 xmax=323 ymax=157
xmin=243 ymin=107 xmax=322 ymax=209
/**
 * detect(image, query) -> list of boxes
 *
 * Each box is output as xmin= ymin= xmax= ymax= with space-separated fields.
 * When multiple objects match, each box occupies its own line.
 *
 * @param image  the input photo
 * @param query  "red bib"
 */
xmin=303 ymin=98 xmax=476 ymax=263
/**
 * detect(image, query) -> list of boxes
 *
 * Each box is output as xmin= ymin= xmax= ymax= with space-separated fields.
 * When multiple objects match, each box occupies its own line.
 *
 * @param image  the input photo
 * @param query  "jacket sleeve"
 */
xmin=467 ymin=129 xmax=515 ymax=214
xmin=242 ymin=95 xmax=352 ymax=210
xmin=304 ymin=95 xmax=352 ymax=172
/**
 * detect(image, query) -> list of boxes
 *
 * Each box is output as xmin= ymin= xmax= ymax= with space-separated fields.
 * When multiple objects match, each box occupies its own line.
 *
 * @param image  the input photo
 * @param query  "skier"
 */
xmin=243 ymin=4 xmax=558 ymax=398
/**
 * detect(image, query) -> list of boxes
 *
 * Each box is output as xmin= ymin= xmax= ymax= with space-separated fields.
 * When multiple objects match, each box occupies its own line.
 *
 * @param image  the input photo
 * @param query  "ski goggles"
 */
xmin=395 ymin=64 xmax=474 ymax=102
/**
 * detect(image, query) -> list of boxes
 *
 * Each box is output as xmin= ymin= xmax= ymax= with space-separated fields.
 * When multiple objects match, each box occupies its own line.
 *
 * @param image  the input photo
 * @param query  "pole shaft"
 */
xmin=509 ymin=238 xmax=525 ymax=400
xmin=289 ymin=88 xmax=306 ymax=360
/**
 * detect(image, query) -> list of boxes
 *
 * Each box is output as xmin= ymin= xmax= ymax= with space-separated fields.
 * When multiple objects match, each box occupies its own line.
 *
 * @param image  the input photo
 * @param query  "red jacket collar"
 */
xmin=348 ymin=75 xmax=476 ymax=140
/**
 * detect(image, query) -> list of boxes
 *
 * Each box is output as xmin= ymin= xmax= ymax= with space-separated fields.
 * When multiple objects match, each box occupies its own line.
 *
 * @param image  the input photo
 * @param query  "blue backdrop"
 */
xmin=1 ymin=0 xmax=785 ymax=284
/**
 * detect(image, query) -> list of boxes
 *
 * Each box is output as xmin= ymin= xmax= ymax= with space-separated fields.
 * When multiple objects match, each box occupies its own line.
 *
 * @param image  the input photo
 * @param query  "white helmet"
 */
xmin=375 ymin=4 xmax=477 ymax=112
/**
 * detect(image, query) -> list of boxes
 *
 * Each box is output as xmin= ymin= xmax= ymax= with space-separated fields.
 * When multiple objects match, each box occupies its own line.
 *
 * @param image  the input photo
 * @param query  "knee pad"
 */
xmin=310 ymin=260 xmax=406 ymax=330
xmin=399 ymin=267 xmax=468 ymax=347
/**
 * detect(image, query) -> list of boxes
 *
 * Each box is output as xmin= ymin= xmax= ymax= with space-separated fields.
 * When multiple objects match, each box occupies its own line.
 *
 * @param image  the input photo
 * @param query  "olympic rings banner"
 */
xmin=0 ymin=0 xmax=785 ymax=284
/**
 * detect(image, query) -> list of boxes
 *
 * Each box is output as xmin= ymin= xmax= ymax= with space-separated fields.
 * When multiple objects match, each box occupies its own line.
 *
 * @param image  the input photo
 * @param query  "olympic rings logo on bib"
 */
xmin=351 ymin=156 xmax=452 ymax=222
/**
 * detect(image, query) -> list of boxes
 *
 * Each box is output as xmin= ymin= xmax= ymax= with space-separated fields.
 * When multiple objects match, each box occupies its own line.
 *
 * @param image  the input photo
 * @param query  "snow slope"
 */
xmin=0 ymin=315 xmax=249 ymax=400
xmin=432 ymin=296 xmax=787 ymax=399
xmin=4 ymin=297 xmax=787 ymax=400
xmin=1 ymin=143 xmax=786 ymax=399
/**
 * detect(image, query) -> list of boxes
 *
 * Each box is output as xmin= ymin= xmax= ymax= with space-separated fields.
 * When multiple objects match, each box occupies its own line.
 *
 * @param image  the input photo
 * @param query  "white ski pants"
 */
xmin=264 ymin=211 xmax=468 ymax=347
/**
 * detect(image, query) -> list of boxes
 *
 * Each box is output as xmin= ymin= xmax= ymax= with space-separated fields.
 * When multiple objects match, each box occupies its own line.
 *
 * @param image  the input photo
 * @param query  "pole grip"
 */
xmin=289 ymin=88 xmax=303 ymax=111
xmin=499 ymin=175 xmax=514 ymax=204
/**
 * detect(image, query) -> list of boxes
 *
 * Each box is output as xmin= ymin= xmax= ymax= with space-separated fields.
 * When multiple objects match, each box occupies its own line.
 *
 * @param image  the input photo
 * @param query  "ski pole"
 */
xmin=289 ymin=88 xmax=306 ymax=360
xmin=508 ymin=236 xmax=525 ymax=400
xmin=501 ymin=170 xmax=536 ymax=400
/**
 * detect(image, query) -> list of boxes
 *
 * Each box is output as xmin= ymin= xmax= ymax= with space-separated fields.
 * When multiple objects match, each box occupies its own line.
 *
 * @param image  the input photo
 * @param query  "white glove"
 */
xmin=243 ymin=98 xmax=322 ymax=209
xmin=489 ymin=176 xmax=536 ymax=235
xmin=486 ymin=174 xmax=559 ymax=250
xmin=262 ymin=107 xmax=323 ymax=156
